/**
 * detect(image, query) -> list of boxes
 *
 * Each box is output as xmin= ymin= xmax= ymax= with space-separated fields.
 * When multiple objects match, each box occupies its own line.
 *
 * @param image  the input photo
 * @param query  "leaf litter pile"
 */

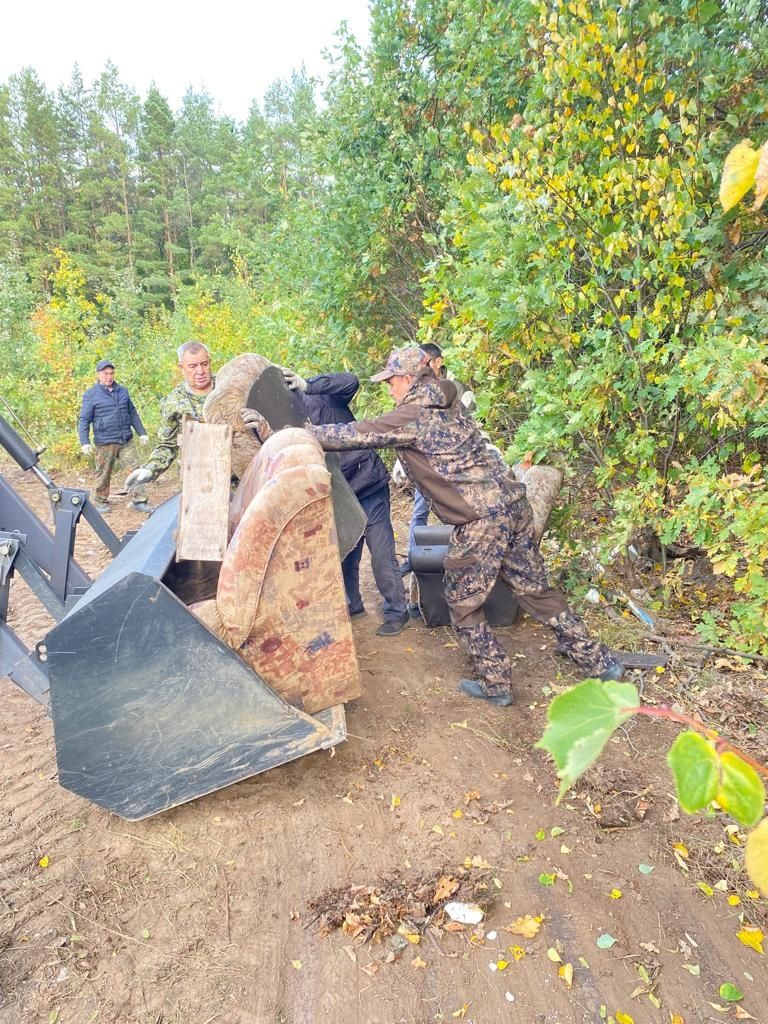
xmin=306 ymin=865 xmax=497 ymax=945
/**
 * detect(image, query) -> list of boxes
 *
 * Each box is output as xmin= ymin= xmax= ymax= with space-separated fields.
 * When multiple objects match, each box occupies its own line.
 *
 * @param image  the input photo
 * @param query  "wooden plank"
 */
xmin=177 ymin=418 xmax=232 ymax=562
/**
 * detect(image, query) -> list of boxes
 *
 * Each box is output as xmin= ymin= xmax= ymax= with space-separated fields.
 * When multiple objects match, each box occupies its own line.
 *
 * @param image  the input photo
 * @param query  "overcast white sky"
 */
xmin=0 ymin=0 xmax=372 ymax=121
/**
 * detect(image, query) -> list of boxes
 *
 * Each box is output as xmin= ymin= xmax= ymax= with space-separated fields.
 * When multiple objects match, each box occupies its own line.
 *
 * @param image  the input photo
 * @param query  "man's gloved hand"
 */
xmin=138 ymin=434 xmax=150 ymax=447
xmin=391 ymin=458 xmax=408 ymax=487
xmin=460 ymin=389 xmax=477 ymax=413
xmin=80 ymin=444 xmax=92 ymax=456
xmin=240 ymin=408 xmax=273 ymax=443
xmin=125 ymin=467 xmax=153 ymax=491
xmin=281 ymin=367 xmax=308 ymax=392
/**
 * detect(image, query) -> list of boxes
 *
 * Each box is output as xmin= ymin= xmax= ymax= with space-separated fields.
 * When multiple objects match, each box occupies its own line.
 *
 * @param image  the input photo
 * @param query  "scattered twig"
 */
xmin=222 ymin=867 xmax=231 ymax=945
xmin=646 ymin=635 xmax=768 ymax=665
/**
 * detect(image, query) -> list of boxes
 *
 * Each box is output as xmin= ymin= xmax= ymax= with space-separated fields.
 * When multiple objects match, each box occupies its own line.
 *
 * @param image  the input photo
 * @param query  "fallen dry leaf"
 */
xmin=734 ymin=1007 xmax=756 ymax=1020
xmin=559 ymin=963 xmax=573 ymax=988
xmin=411 ymin=955 xmax=427 ymax=969
xmin=434 ymin=875 xmax=460 ymax=902
xmin=505 ymin=915 xmax=541 ymax=939
xmin=736 ymin=927 xmax=764 ymax=955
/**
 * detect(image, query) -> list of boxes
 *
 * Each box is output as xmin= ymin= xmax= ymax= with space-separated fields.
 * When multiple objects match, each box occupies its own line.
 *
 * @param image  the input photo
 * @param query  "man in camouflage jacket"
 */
xmin=125 ymin=341 xmax=214 ymax=490
xmin=244 ymin=345 xmax=621 ymax=706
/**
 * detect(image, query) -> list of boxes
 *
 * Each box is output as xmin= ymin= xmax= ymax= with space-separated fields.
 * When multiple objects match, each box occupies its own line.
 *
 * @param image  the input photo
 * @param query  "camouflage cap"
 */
xmin=370 ymin=346 xmax=426 ymax=382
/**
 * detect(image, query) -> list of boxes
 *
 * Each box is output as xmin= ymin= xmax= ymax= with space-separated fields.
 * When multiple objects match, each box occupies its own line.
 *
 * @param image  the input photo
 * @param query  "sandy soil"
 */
xmin=1 ymin=460 xmax=766 ymax=1024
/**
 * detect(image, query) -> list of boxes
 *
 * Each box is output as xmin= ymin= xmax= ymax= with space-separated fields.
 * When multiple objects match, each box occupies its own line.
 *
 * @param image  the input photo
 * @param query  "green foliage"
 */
xmin=419 ymin=0 xmax=768 ymax=652
xmin=538 ymin=679 xmax=768 ymax=890
xmin=534 ymin=679 xmax=639 ymax=799
xmin=718 ymin=751 xmax=766 ymax=829
xmin=667 ymin=732 xmax=719 ymax=813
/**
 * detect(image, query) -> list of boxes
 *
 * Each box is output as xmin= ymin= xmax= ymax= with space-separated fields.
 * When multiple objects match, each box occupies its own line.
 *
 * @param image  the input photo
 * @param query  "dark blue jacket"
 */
xmin=77 ymin=382 xmax=146 ymax=447
xmin=299 ymin=372 xmax=389 ymax=501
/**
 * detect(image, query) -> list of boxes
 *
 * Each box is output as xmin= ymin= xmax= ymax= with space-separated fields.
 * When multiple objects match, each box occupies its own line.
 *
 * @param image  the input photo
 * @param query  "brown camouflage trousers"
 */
xmin=94 ymin=441 xmax=146 ymax=501
xmin=443 ymin=499 xmax=612 ymax=695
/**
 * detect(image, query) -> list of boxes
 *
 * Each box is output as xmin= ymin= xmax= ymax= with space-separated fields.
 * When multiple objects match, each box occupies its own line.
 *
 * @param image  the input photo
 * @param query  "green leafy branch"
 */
xmin=536 ymin=680 xmax=768 ymax=895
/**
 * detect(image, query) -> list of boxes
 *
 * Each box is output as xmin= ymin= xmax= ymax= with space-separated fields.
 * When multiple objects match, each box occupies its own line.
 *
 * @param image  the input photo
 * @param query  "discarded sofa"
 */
xmin=191 ymin=428 xmax=362 ymax=714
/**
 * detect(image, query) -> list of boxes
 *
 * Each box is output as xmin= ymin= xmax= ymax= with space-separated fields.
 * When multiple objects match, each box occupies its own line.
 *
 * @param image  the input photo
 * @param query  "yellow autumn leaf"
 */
xmin=610 ymin=888 xmax=622 ymax=899
xmin=670 ymin=1015 xmax=685 ymax=1024
xmin=390 ymin=794 xmax=401 ymax=811
xmin=497 ymin=959 xmax=510 ymax=970
xmin=736 ymin=926 xmax=764 ymax=954
xmin=752 ymin=141 xmax=768 ymax=212
xmin=719 ymin=140 xmax=760 ymax=212
xmin=452 ymin=1006 xmax=469 ymax=1020
xmin=673 ymin=842 xmax=689 ymax=859
xmin=452 ymin=809 xmax=464 ymax=819
xmin=411 ymin=955 xmax=427 ymax=969
xmin=744 ymin=817 xmax=768 ymax=897
xmin=547 ymin=947 xmax=562 ymax=963
xmin=728 ymin=895 xmax=741 ymax=906
xmin=510 ymin=945 xmax=526 ymax=961
xmin=291 ymin=959 xmax=302 ymax=969
xmin=559 ymin=963 xmax=573 ymax=988
xmin=37 ymin=855 xmax=49 ymax=869
xmin=506 ymin=915 xmax=542 ymax=939
xmin=616 ymin=1013 xmax=635 ymax=1024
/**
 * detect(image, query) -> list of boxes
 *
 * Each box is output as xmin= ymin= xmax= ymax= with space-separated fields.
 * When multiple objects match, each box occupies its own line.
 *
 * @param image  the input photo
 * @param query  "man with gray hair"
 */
xmin=125 ymin=341 xmax=214 ymax=489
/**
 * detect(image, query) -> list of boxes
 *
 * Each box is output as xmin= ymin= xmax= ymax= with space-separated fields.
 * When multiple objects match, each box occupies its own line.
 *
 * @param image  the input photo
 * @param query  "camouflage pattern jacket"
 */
xmin=143 ymin=379 xmax=214 ymax=480
xmin=309 ymin=368 xmax=524 ymax=525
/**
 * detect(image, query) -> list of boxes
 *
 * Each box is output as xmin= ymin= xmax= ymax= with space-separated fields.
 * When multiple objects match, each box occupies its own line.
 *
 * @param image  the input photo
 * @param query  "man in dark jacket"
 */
xmin=77 ymin=359 xmax=151 ymax=514
xmin=246 ymin=347 xmax=622 ymax=705
xmin=281 ymin=366 xmax=409 ymax=637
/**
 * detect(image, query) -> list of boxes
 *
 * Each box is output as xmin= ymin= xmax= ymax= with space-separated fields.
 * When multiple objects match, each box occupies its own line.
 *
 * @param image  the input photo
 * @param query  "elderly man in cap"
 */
xmin=77 ymin=359 xmax=151 ymax=514
xmin=125 ymin=341 xmax=214 ymax=491
xmin=243 ymin=346 xmax=622 ymax=706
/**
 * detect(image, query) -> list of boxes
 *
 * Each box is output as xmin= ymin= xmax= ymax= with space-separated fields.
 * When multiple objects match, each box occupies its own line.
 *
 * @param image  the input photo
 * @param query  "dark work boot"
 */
xmin=376 ymin=614 xmax=409 ymax=637
xmin=348 ymin=604 xmax=366 ymax=618
xmin=459 ymin=679 xmax=514 ymax=707
xmin=597 ymin=661 xmax=624 ymax=682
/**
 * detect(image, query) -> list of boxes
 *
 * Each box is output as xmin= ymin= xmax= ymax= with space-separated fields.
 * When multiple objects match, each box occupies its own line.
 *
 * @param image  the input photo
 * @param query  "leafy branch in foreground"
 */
xmin=535 ymin=680 xmax=768 ymax=896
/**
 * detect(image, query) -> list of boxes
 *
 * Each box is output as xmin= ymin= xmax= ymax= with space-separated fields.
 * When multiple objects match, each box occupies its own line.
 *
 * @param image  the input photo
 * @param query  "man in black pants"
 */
xmin=282 ymin=366 xmax=409 ymax=637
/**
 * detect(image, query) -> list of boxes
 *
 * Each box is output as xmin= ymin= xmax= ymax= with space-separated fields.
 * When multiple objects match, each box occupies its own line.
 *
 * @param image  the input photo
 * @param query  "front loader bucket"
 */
xmin=44 ymin=497 xmax=345 ymax=820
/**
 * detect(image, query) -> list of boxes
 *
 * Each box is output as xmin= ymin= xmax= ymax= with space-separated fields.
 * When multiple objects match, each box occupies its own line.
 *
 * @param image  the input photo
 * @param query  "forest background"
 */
xmin=0 ymin=0 xmax=767 ymax=653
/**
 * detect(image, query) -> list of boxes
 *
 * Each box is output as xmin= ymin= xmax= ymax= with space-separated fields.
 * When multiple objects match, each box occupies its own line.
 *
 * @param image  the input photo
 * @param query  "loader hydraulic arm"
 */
xmin=0 ymin=411 xmax=127 ymax=707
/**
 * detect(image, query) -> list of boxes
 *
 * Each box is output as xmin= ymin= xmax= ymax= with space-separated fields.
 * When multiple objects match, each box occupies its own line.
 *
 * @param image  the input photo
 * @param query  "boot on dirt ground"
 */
xmin=128 ymin=499 xmax=154 ymax=514
xmin=376 ymin=614 xmax=409 ymax=637
xmin=597 ymin=661 xmax=624 ymax=681
xmin=459 ymin=678 xmax=514 ymax=707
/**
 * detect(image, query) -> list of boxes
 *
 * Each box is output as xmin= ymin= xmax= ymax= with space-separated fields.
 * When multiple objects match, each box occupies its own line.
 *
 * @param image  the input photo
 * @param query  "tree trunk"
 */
xmin=512 ymin=464 xmax=564 ymax=545
xmin=120 ymin=175 xmax=133 ymax=269
xmin=163 ymin=206 xmax=175 ymax=286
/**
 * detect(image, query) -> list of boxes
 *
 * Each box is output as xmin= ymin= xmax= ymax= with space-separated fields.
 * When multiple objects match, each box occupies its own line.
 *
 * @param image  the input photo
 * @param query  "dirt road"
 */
xmin=1 ymin=462 xmax=766 ymax=1024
